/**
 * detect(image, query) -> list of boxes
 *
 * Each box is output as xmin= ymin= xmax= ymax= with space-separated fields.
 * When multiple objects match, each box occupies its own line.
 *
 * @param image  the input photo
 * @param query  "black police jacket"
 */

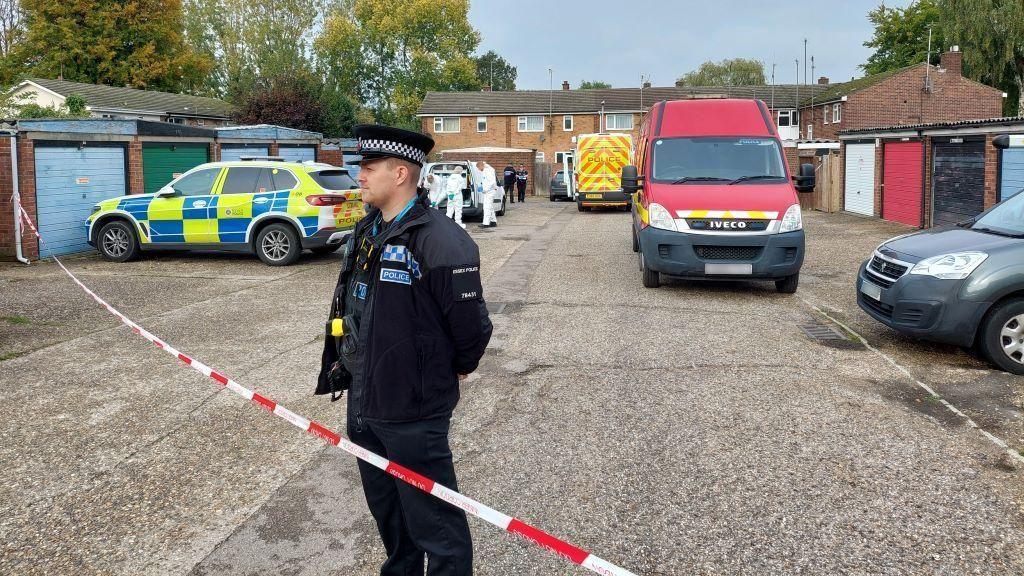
xmin=316 ymin=196 xmax=493 ymax=423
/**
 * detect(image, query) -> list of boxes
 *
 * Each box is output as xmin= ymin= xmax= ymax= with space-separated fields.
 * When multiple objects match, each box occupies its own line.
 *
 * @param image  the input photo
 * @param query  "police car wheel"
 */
xmin=97 ymin=220 xmax=139 ymax=263
xmin=255 ymin=223 xmax=301 ymax=266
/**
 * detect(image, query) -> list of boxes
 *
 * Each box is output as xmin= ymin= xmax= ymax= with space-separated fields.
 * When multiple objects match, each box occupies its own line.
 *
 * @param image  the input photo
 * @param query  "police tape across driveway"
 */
xmin=18 ymin=207 xmax=637 ymax=576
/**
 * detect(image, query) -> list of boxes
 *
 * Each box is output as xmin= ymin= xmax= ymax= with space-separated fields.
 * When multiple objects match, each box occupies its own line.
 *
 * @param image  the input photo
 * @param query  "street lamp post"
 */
xmin=548 ymin=67 xmax=553 ymax=134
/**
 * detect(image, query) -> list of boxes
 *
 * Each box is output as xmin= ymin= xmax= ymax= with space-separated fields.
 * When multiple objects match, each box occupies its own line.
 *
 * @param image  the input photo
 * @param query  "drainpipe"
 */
xmin=9 ymin=133 xmax=28 ymax=264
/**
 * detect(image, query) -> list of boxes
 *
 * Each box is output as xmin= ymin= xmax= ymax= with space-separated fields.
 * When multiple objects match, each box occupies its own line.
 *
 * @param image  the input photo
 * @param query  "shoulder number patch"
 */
xmin=451 ymin=265 xmax=482 ymax=301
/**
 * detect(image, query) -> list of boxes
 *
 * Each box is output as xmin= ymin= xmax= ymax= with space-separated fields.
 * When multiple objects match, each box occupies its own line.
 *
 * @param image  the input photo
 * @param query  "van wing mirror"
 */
xmin=793 ymin=163 xmax=815 ymax=192
xmin=621 ymin=165 xmax=642 ymax=194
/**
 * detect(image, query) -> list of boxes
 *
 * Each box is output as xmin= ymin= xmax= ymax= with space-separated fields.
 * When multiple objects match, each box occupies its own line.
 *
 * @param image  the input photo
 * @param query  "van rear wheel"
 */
xmin=640 ymin=252 xmax=660 ymax=288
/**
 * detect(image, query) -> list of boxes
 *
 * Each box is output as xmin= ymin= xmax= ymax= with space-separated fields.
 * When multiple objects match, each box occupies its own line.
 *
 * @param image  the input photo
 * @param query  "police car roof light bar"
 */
xmin=239 ymin=155 xmax=286 ymax=162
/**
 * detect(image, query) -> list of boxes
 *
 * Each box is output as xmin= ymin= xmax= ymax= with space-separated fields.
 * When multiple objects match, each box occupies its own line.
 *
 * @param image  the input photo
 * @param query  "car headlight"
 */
xmin=779 ymin=203 xmax=802 ymax=233
xmin=909 ymin=251 xmax=988 ymax=280
xmin=648 ymin=202 xmax=677 ymax=231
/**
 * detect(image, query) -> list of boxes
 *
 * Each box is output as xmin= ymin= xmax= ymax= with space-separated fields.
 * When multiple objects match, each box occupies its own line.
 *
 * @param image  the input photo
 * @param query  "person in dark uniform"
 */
xmin=317 ymin=124 xmax=492 ymax=576
xmin=502 ymin=164 xmax=516 ymax=203
xmin=515 ymin=164 xmax=528 ymax=203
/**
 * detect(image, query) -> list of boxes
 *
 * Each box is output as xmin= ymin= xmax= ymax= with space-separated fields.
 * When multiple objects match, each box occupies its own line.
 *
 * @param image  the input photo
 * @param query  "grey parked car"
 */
xmin=858 ymin=190 xmax=1024 ymax=374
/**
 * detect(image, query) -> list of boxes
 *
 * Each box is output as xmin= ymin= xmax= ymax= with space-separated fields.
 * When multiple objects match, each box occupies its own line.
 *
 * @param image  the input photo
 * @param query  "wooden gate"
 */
xmin=815 ymin=152 xmax=842 ymax=212
xmin=533 ymin=162 xmax=552 ymax=196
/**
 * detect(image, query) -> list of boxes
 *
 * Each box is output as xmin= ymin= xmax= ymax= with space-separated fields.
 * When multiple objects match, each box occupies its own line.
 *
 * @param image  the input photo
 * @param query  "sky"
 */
xmin=468 ymin=0 xmax=915 ymax=91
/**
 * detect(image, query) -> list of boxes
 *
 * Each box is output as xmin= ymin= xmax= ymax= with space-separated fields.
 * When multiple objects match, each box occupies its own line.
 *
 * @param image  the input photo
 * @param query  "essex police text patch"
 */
xmin=451 ymin=265 xmax=482 ymax=301
xmin=380 ymin=268 xmax=412 ymax=285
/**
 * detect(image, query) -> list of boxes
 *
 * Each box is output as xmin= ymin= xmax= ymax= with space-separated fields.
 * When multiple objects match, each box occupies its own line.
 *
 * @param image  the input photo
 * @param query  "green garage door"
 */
xmin=142 ymin=144 xmax=210 ymax=195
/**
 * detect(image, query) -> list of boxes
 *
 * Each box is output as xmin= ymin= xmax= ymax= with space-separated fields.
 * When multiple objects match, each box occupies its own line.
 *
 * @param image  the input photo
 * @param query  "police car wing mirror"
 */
xmin=621 ymin=165 xmax=642 ymax=194
xmin=155 ymin=186 xmax=179 ymax=198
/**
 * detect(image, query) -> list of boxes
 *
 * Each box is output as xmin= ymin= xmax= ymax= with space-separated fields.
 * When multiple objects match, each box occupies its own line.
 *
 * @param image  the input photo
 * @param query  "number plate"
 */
xmin=705 ymin=263 xmax=752 ymax=275
xmin=860 ymin=280 xmax=882 ymax=301
xmin=586 ymin=193 xmax=602 ymax=199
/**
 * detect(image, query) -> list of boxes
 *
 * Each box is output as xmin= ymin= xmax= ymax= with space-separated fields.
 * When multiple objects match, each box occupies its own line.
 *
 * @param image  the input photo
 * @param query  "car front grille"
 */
xmin=866 ymin=254 xmax=909 ymax=288
xmin=860 ymin=292 xmax=894 ymax=319
xmin=694 ymin=245 xmax=762 ymax=261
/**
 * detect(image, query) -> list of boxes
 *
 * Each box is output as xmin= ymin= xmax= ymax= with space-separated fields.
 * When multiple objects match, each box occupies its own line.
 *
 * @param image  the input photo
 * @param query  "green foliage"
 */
xmin=64 ymin=93 xmax=86 ymax=115
xmin=677 ymin=58 xmax=765 ymax=86
xmin=12 ymin=0 xmax=213 ymax=93
xmin=938 ymin=0 xmax=1024 ymax=115
xmin=579 ymin=80 xmax=612 ymax=89
xmin=316 ymin=0 xmax=481 ymax=127
xmin=0 ymin=89 xmax=89 ymax=118
xmin=473 ymin=50 xmax=516 ymax=91
xmin=233 ymin=73 xmax=360 ymax=137
xmin=862 ymin=0 xmax=944 ymax=75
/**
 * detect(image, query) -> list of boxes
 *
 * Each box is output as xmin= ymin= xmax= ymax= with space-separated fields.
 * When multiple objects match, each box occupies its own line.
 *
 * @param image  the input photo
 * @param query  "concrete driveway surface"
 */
xmin=1 ymin=200 xmax=1022 ymax=575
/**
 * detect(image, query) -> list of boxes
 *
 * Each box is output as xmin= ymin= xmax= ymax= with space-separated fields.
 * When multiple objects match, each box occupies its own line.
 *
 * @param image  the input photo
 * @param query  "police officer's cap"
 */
xmin=347 ymin=124 xmax=434 ymax=167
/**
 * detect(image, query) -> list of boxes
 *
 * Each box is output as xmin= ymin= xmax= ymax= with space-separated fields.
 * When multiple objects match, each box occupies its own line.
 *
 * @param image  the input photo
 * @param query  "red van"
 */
xmin=622 ymin=99 xmax=810 ymax=293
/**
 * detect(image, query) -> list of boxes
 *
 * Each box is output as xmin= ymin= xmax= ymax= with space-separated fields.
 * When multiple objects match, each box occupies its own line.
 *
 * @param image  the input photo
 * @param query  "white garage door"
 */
xmin=844 ymin=143 xmax=876 ymax=216
xmin=220 ymin=146 xmax=268 ymax=162
xmin=278 ymin=146 xmax=316 ymax=163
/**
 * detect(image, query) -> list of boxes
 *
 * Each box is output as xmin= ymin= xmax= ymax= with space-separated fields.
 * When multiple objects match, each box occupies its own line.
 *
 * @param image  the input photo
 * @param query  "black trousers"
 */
xmin=516 ymin=182 xmax=526 ymax=202
xmin=504 ymin=181 xmax=516 ymax=202
xmin=349 ymin=417 xmax=473 ymax=576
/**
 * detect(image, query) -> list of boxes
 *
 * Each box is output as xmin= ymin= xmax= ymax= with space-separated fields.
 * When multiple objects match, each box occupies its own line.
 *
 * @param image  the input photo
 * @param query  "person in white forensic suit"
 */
xmin=424 ymin=173 xmax=444 ymax=208
xmin=476 ymin=161 xmax=498 ymax=228
xmin=444 ymin=165 xmax=466 ymax=228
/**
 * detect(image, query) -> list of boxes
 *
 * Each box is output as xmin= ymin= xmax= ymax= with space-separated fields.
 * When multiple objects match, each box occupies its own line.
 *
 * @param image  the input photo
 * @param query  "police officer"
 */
xmin=502 ymin=164 xmax=516 ymax=203
xmin=515 ymin=164 xmax=528 ymax=203
xmin=317 ymin=124 xmax=492 ymax=576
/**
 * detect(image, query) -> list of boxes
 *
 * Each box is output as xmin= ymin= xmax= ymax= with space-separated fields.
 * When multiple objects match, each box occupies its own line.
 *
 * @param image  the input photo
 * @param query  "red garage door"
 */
xmin=882 ymin=141 xmax=923 ymax=227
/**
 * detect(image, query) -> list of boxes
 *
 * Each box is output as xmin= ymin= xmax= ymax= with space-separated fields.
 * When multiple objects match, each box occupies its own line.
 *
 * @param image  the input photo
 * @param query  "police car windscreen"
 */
xmin=310 ymin=169 xmax=359 ymax=190
xmin=652 ymin=137 xmax=786 ymax=183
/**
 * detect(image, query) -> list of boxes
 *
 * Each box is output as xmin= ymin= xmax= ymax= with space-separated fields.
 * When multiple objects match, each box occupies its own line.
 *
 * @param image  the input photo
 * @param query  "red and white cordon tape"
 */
xmin=19 ymin=208 xmax=636 ymax=576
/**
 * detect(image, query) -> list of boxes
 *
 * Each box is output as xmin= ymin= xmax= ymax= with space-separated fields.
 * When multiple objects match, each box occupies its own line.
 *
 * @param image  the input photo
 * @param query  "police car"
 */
xmin=86 ymin=158 xmax=364 ymax=266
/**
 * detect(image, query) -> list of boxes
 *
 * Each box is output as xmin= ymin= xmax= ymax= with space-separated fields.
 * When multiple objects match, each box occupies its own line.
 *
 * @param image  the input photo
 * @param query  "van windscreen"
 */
xmin=652 ymin=137 xmax=786 ymax=183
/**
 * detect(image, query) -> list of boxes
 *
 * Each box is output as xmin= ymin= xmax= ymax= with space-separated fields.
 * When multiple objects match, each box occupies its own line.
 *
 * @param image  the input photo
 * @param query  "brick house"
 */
xmin=417 ymin=82 xmax=828 ymax=192
xmin=797 ymin=48 xmax=1004 ymax=142
xmin=10 ymin=78 xmax=236 ymax=127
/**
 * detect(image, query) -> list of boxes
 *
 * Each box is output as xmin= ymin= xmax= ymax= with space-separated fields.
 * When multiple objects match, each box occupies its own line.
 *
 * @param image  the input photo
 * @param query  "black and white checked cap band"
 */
xmin=357 ymin=138 xmax=428 ymax=165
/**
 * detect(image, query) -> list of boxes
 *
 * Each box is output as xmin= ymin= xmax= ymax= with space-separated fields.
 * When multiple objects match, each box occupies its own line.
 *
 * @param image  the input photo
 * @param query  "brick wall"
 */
xmin=16 ymin=139 xmax=38 ymax=260
xmin=0 ymin=138 xmax=12 ymax=258
xmin=209 ymin=142 xmax=219 ymax=162
xmin=800 ymin=62 xmax=1004 ymax=141
xmin=422 ymin=112 xmax=642 ymax=166
xmin=318 ymin=145 xmax=344 ymax=166
xmin=128 ymin=139 xmax=144 ymax=195
xmin=984 ymin=134 xmax=999 ymax=210
xmin=873 ymin=141 xmax=884 ymax=217
xmin=269 ymin=142 xmax=280 ymax=156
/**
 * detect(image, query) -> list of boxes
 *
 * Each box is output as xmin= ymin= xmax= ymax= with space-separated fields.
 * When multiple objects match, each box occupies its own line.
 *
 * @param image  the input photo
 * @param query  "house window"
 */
xmin=605 ymin=113 xmax=633 ymax=130
xmin=167 ymin=117 xmax=184 ymax=124
xmin=476 ymin=116 xmax=487 ymax=132
xmin=807 ymin=125 xmax=814 ymax=139
xmin=556 ymin=151 xmax=567 ymax=164
xmin=518 ymin=115 xmax=544 ymax=132
xmin=197 ymin=119 xmax=205 ymax=126
xmin=563 ymin=115 xmax=573 ymax=131
xmin=823 ymin=105 xmax=829 ymax=124
xmin=433 ymin=117 xmax=461 ymax=133
xmin=535 ymin=151 xmax=545 ymax=163
xmin=776 ymin=110 xmax=795 ymax=127
xmin=833 ymin=103 xmax=841 ymax=123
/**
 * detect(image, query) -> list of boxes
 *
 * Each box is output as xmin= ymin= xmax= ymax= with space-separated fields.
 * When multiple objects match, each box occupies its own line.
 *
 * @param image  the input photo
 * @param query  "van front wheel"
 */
xmin=640 ymin=252 xmax=660 ymax=288
xmin=775 ymin=273 xmax=799 ymax=294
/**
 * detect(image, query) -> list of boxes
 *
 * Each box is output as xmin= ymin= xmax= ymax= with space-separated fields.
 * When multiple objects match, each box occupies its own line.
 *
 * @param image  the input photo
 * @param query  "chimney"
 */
xmin=642 ymin=81 xmax=651 ymax=88
xmin=817 ymin=76 xmax=829 ymax=85
xmin=940 ymin=46 xmax=963 ymax=76
xmin=562 ymin=80 xmax=570 ymax=91
xmin=482 ymin=84 xmax=492 ymax=92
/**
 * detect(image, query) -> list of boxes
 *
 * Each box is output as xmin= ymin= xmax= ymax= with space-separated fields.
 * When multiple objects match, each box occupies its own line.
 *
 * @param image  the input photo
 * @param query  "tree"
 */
xmin=0 ymin=0 xmax=24 ymax=57
xmin=862 ymin=0 xmax=945 ymax=75
xmin=13 ymin=0 xmax=213 ymax=93
xmin=677 ymin=58 xmax=765 ymax=86
xmin=233 ymin=74 xmax=360 ymax=137
xmin=938 ymin=0 xmax=1024 ymax=116
xmin=316 ymin=0 xmax=482 ymax=128
xmin=473 ymin=50 xmax=516 ymax=91
xmin=578 ymin=80 xmax=611 ymax=89
xmin=183 ymin=0 xmax=327 ymax=100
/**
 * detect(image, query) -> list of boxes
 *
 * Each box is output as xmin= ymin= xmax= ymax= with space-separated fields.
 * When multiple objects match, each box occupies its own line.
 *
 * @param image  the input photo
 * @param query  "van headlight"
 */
xmin=779 ymin=204 xmax=802 ymax=233
xmin=909 ymin=252 xmax=988 ymax=280
xmin=648 ymin=203 xmax=677 ymax=231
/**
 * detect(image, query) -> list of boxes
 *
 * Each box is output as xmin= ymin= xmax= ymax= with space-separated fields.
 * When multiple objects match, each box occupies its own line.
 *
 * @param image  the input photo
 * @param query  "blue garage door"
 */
xmin=221 ymin=146 xmax=268 ymax=161
xmin=35 ymin=145 xmax=126 ymax=256
xmin=1000 ymin=148 xmax=1024 ymax=201
xmin=279 ymin=146 xmax=316 ymax=163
